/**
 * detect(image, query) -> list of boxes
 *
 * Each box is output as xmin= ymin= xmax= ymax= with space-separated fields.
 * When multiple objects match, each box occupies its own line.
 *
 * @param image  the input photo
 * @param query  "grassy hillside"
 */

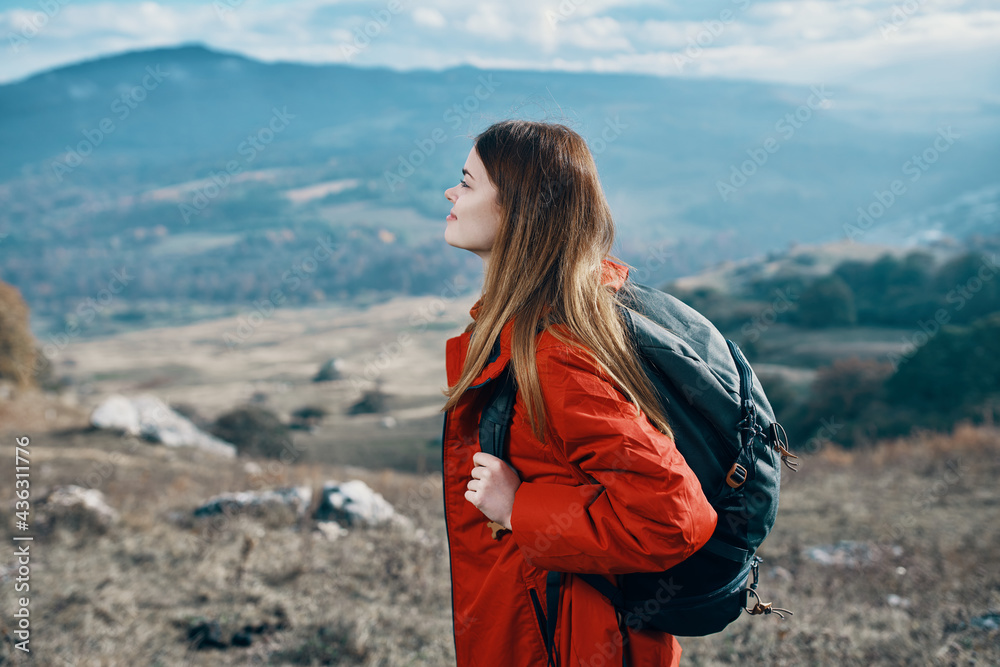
xmin=1 ymin=393 xmax=997 ymax=665
xmin=2 ymin=236 xmax=999 ymax=664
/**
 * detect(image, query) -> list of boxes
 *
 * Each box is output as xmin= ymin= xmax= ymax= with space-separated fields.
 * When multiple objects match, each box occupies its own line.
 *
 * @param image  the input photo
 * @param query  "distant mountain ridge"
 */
xmin=1 ymin=45 xmax=997 ymax=336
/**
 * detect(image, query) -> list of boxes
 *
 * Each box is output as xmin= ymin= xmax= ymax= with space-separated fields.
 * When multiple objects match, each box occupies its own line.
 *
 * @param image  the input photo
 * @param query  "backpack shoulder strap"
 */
xmin=478 ymin=363 xmax=518 ymax=461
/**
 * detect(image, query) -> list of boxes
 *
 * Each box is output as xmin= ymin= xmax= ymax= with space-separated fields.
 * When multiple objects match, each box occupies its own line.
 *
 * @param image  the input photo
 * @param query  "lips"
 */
xmin=447 ymin=209 xmax=457 ymax=221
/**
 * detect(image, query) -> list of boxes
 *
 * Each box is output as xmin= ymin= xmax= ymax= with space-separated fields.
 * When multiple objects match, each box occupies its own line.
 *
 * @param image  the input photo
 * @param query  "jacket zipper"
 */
xmin=440 ymin=409 xmax=460 ymax=659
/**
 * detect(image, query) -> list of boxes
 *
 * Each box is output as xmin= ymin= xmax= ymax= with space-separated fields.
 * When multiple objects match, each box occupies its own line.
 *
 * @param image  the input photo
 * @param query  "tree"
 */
xmin=887 ymin=312 xmax=1000 ymax=418
xmin=796 ymin=275 xmax=857 ymax=327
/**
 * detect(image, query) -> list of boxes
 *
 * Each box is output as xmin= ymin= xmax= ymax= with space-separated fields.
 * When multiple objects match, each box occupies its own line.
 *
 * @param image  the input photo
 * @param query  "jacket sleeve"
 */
xmin=509 ymin=342 xmax=718 ymax=574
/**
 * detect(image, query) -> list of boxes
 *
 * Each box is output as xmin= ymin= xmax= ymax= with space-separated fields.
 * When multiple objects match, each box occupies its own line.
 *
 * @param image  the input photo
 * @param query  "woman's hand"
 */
xmin=465 ymin=452 xmax=522 ymax=530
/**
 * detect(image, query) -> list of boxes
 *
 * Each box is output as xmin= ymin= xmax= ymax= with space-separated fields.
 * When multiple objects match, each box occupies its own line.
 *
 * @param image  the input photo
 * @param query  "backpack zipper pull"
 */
xmin=768 ymin=422 xmax=800 ymax=471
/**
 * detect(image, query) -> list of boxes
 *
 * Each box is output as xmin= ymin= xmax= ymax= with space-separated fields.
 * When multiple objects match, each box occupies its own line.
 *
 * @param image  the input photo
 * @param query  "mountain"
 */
xmin=1 ymin=45 xmax=997 ymax=337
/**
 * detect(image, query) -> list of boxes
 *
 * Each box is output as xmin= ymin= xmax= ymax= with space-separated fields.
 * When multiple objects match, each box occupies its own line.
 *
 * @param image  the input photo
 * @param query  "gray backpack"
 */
xmin=479 ymin=279 xmax=797 ymax=656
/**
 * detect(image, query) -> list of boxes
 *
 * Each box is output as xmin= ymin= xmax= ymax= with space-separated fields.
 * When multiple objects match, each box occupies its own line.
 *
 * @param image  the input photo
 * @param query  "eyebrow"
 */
xmin=462 ymin=168 xmax=475 ymax=181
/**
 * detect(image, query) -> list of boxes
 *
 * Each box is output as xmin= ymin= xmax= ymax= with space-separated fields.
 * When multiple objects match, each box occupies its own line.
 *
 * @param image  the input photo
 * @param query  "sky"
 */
xmin=1 ymin=0 xmax=998 ymax=99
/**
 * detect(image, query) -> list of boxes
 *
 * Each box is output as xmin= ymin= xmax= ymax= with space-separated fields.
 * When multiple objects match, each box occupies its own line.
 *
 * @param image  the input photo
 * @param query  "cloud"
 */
xmin=412 ymin=7 xmax=446 ymax=29
xmin=0 ymin=0 xmax=996 ymax=104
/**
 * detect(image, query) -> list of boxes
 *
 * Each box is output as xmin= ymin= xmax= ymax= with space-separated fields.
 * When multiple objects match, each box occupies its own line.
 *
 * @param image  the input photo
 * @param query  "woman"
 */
xmin=440 ymin=120 xmax=718 ymax=666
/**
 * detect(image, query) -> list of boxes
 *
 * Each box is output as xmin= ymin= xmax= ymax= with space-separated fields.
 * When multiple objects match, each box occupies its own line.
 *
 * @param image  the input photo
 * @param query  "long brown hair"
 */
xmin=441 ymin=120 xmax=673 ymax=442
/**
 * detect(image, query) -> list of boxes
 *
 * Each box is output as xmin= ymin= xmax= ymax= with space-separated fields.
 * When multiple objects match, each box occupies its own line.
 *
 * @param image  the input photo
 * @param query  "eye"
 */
xmin=460 ymin=180 xmax=470 ymax=188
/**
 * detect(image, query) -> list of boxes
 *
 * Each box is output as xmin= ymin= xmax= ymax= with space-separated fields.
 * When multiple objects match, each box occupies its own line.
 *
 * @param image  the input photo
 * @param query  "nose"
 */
xmin=445 ymin=185 xmax=457 ymax=203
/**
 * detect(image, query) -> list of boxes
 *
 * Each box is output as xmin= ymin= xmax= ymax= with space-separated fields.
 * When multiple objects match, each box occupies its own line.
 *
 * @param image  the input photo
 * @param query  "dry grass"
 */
xmin=1 ymin=289 xmax=997 ymax=665
xmin=680 ymin=423 xmax=1000 ymax=666
xmin=0 ymin=421 xmax=996 ymax=666
xmin=0 ymin=427 xmax=454 ymax=666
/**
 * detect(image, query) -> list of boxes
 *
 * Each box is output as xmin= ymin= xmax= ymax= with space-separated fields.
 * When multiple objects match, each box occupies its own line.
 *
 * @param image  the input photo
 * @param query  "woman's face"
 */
xmin=444 ymin=147 xmax=502 ymax=264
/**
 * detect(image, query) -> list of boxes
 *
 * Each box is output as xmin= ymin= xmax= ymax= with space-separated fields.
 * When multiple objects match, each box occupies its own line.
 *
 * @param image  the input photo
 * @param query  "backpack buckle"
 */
xmin=725 ymin=463 xmax=747 ymax=489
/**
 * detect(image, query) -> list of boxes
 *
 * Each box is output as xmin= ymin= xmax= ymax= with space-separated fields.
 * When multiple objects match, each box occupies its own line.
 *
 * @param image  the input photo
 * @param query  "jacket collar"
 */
xmin=447 ymin=258 xmax=630 ymax=388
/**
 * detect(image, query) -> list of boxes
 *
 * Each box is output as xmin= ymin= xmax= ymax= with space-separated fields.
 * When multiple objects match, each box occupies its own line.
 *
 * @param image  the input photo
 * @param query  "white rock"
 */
xmin=802 ymin=540 xmax=892 ymax=567
xmin=39 ymin=485 xmax=119 ymax=529
xmin=90 ymin=393 xmax=236 ymax=458
xmin=314 ymin=479 xmax=412 ymax=529
xmin=90 ymin=394 xmax=140 ymax=433
xmin=193 ymin=485 xmax=312 ymax=518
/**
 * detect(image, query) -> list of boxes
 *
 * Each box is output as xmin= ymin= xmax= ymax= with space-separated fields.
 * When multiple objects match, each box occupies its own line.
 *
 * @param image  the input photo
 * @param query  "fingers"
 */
xmin=472 ymin=452 xmax=500 ymax=468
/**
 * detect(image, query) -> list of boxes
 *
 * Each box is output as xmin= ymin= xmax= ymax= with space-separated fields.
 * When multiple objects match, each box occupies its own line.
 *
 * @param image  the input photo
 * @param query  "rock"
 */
xmin=886 ymin=594 xmax=911 ymax=609
xmin=315 ymin=521 xmax=349 ymax=541
xmin=90 ymin=393 xmax=236 ymax=458
xmin=187 ymin=619 xmax=228 ymax=650
xmin=802 ymin=540 xmax=896 ymax=567
xmin=971 ymin=613 xmax=1000 ymax=631
xmin=314 ymin=479 xmax=412 ymax=529
xmin=313 ymin=357 xmax=345 ymax=382
xmin=90 ymin=394 xmax=140 ymax=433
xmin=36 ymin=485 xmax=119 ymax=534
xmin=193 ymin=486 xmax=312 ymax=519
xmin=230 ymin=630 xmax=253 ymax=647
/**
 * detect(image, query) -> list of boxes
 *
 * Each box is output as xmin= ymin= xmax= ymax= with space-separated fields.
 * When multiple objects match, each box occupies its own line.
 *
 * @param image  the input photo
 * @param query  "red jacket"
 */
xmin=443 ymin=258 xmax=718 ymax=666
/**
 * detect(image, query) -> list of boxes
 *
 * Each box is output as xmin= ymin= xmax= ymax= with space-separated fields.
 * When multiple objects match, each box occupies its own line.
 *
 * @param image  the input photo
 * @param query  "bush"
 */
xmin=348 ymin=387 xmax=387 ymax=415
xmin=0 ymin=280 xmax=38 ymax=387
xmin=291 ymin=405 xmax=328 ymax=430
xmin=787 ymin=358 xmax=896 ymax=447
xmin=210 ymin=405 xmax=293 ymax=459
